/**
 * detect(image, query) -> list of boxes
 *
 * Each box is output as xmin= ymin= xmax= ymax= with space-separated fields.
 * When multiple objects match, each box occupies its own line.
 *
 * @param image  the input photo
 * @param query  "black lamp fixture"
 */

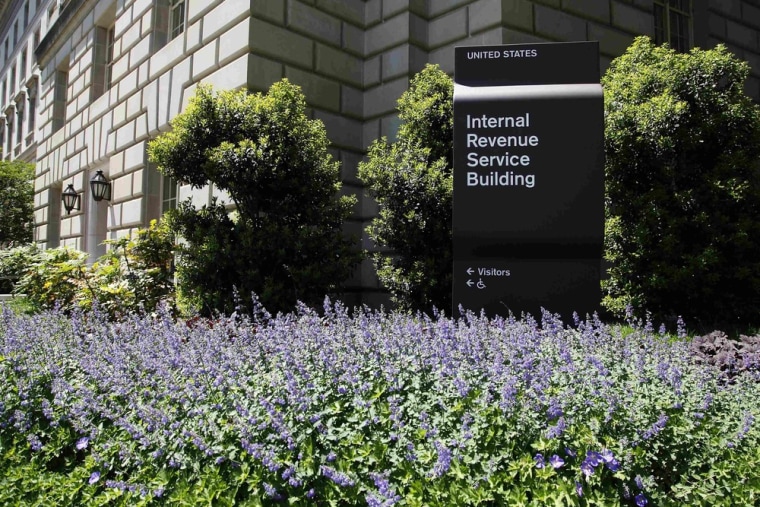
xmin=62 ymin=184 xmax=80 ymax=215
xmin=90 ymin=170 xmax=111 ymax=202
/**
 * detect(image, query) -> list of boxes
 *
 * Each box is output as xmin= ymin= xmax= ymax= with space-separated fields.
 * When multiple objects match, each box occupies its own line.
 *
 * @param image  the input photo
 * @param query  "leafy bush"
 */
xmin=358 ymin=64 xmax=453 ymax=313
xmin=13 ymin=246 xmax=89 ymax=313
xmin=149 ymin=81 xmax=361 ymax=316
xmin=11 ymin=221 xmax=175 ymax=317
xmin=0 ymin=243 xmax=41 ymax=294
xmin=1 ymin=301 xmax=758 ymax=505
xmin=84 ymin=219 xmax=176 ymax=317
xmin=603 ymin=37 xmax=760 ymax=328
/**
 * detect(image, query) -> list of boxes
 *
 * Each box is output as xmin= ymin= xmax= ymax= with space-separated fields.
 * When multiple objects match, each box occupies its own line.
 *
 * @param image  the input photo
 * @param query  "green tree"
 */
xmin=148 ymin=81 xmax=361 ymax=315
xmin=603 ymin=37 xmax=760 ymax=327
xmin=0 ymin=159 xmax=35 ymax=247
xmin=358 ymin=64 xmax=453 ymax=312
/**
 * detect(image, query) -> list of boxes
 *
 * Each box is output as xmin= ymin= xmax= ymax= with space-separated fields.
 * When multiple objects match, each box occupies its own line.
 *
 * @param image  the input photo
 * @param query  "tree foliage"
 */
xmin=358 ymin=65 xmax=453 ymax=312
xmin=0 ymin=159 xmax=35 ymax=247
xmin=148 ymin=81 xmax=361 ymax=315
xmin=603 ymin=37 xmax=760 ymax=327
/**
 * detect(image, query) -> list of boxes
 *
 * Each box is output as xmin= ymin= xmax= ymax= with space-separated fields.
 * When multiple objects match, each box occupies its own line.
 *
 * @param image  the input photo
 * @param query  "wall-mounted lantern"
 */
xmin=62 ymin=184 xmax=80 ymax=214
xmin=90 ymin=170 xmax=111 ymax=202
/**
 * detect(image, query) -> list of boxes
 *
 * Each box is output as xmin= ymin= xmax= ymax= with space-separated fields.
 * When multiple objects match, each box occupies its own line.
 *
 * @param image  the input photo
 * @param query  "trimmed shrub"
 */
xmin=603 ymin=37 xmax=760 ymax=328
xmin=358 ymin=65 xmax=453 ymax=312
xmin=148 ymin=81 xmax=362 ymax=316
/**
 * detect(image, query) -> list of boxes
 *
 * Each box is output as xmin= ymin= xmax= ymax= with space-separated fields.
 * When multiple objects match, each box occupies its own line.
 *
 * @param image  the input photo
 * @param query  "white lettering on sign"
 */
xmin=463 ymin=113 xmax=537 ymax=188
xmin=467 ymin=171 xmax=535 ymax=188
xmin=503 ymin=48 xmax=538 ymax=58
xmin=467 ymin=114 xmax=530 ymax=129
xmin=466 ymin=133 xmax=539 ymax=148
xmin=466 ymin=152 xmax=531 ymax=167
xmin=478 ymin=267 xmax=511 ymax=276
xmin=465 ymin=49 xmax=538 ymax=59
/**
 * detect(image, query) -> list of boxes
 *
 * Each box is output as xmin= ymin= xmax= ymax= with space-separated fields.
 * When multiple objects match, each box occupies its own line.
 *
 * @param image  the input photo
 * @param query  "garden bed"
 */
xmin=1 ymin=300 xmax=759 ymax=506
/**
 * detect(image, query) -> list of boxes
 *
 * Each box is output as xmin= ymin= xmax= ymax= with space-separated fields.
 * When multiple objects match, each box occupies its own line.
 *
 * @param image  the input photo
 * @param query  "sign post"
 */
xmin=452 ymin=42 xmax=604 ymax=319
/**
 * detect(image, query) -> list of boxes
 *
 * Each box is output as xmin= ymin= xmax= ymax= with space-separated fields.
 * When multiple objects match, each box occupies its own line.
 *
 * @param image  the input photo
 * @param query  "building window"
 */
xmin=6 ymin=112 xmax=13 ymax=155
xmin=106 ymin=26 xmax=115 ymax=88
xmin=92 ymin=25 xmax=115 ymax=99
xmin=162 ymin=174 xmax=177 ymax=212
xmin=15 ymin=102 xmax=23 ymax=146
xmin=9 ymin=65 xmax=16 ymax=95
xmin=654 ymin=0 xmax=691 ymax=52
xmin=170 ymin=0 xmax=185 ymax=39
xmin=27 ymin=84 xmax=36 ymax=135
xmin=20 ymin=48 xmax=27 ymax=80
xmin=52 ymin=69 xmax=68 ymax=132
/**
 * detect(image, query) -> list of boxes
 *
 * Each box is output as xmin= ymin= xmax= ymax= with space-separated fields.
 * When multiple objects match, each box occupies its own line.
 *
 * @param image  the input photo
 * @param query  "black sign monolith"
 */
xmin=453 ymin=42 xmax=604 ymax=319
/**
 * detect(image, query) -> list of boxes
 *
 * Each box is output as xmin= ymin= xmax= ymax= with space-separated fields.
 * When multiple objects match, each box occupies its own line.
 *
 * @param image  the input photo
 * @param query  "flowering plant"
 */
xmin=1 ymin=299 xmax=758 ymax=505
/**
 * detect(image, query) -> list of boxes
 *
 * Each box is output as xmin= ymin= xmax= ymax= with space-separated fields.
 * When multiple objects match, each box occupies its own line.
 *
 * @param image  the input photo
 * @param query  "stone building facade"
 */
xmin=1 ymin=0 xmax=760 ymax=306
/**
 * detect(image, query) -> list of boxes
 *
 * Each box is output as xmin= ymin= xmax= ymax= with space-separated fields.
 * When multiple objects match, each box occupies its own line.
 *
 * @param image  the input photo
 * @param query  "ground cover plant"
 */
xmin=1 ymin=300 xmax=759 ymax=506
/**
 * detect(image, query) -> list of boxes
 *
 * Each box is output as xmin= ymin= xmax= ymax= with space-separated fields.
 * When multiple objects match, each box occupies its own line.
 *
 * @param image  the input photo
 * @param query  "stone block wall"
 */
xmin=703 ymin=0 xmax=760 ymax=100
xmin=32 ymin=0 xmax=760 ymax=308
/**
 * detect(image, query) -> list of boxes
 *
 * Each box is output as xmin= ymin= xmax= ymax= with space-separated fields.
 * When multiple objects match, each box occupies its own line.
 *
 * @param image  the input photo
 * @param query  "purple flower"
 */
xmin=581 ymin=459 xmax=595 ymax=477
xmin=88 ymin=471 xmax=101 ymax=484
xmin=585 ymin=451 xmax=601 ymax=467
xmin=534 ymin=453 xmax=545 ymax=469
xmin=432 ymin=441 xmax=452 ymax=478
xmin=263 ymin=482 xmax=282 ymax=500
xmin=575 ymin=481 xmax=583 ymax=497
xmin=549 ymin=454 xmax=564 ymax=469
xmin=27 ymin=434 xmax=42 ymax=452
xmin=642 ymin=413 xmax=668 ymax=440
xmin=606 ymin=458 xmax=621 ymax=472
xmin=635 ymin=493 xmax=648 ymax=506
xmin=546 ymin=401 xmax=563 ymax=420
xmin=321 ymin=466 xmax=355 ymax=487
xmin=545 ymin=417 xmax=567 ymax=439
xmin=76 ymin=437 xmax=90 ymax=450
xmin=635 ymin=475 xmax=645 ymax=490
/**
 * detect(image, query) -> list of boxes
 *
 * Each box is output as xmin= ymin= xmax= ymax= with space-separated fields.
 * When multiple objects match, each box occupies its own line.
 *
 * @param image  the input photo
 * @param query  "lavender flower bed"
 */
xmin=1 ymin=299 xmax=759 ymax=506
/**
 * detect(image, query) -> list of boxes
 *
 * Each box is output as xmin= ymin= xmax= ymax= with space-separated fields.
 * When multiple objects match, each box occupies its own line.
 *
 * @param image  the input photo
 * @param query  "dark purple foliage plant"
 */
xmin=1 ymin=299 xmax=758 ymax=505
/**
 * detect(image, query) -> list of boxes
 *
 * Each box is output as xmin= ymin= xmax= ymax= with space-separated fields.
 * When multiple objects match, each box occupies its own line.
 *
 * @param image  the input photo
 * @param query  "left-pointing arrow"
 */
xmin=466 ymin=279 xmax=474 ymax=287
xmin=466 ymin=267 xmax=474 ymax=275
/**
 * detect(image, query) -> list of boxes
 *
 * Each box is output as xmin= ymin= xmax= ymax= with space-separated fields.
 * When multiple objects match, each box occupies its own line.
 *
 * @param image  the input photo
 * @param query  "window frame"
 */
xmin=654 ymin=0 xmax=692 ymax=52
xmin=105 ymin=24 xmax=115 ymax=90
xmin=169 ymin=0 xmax=185 ymax=40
